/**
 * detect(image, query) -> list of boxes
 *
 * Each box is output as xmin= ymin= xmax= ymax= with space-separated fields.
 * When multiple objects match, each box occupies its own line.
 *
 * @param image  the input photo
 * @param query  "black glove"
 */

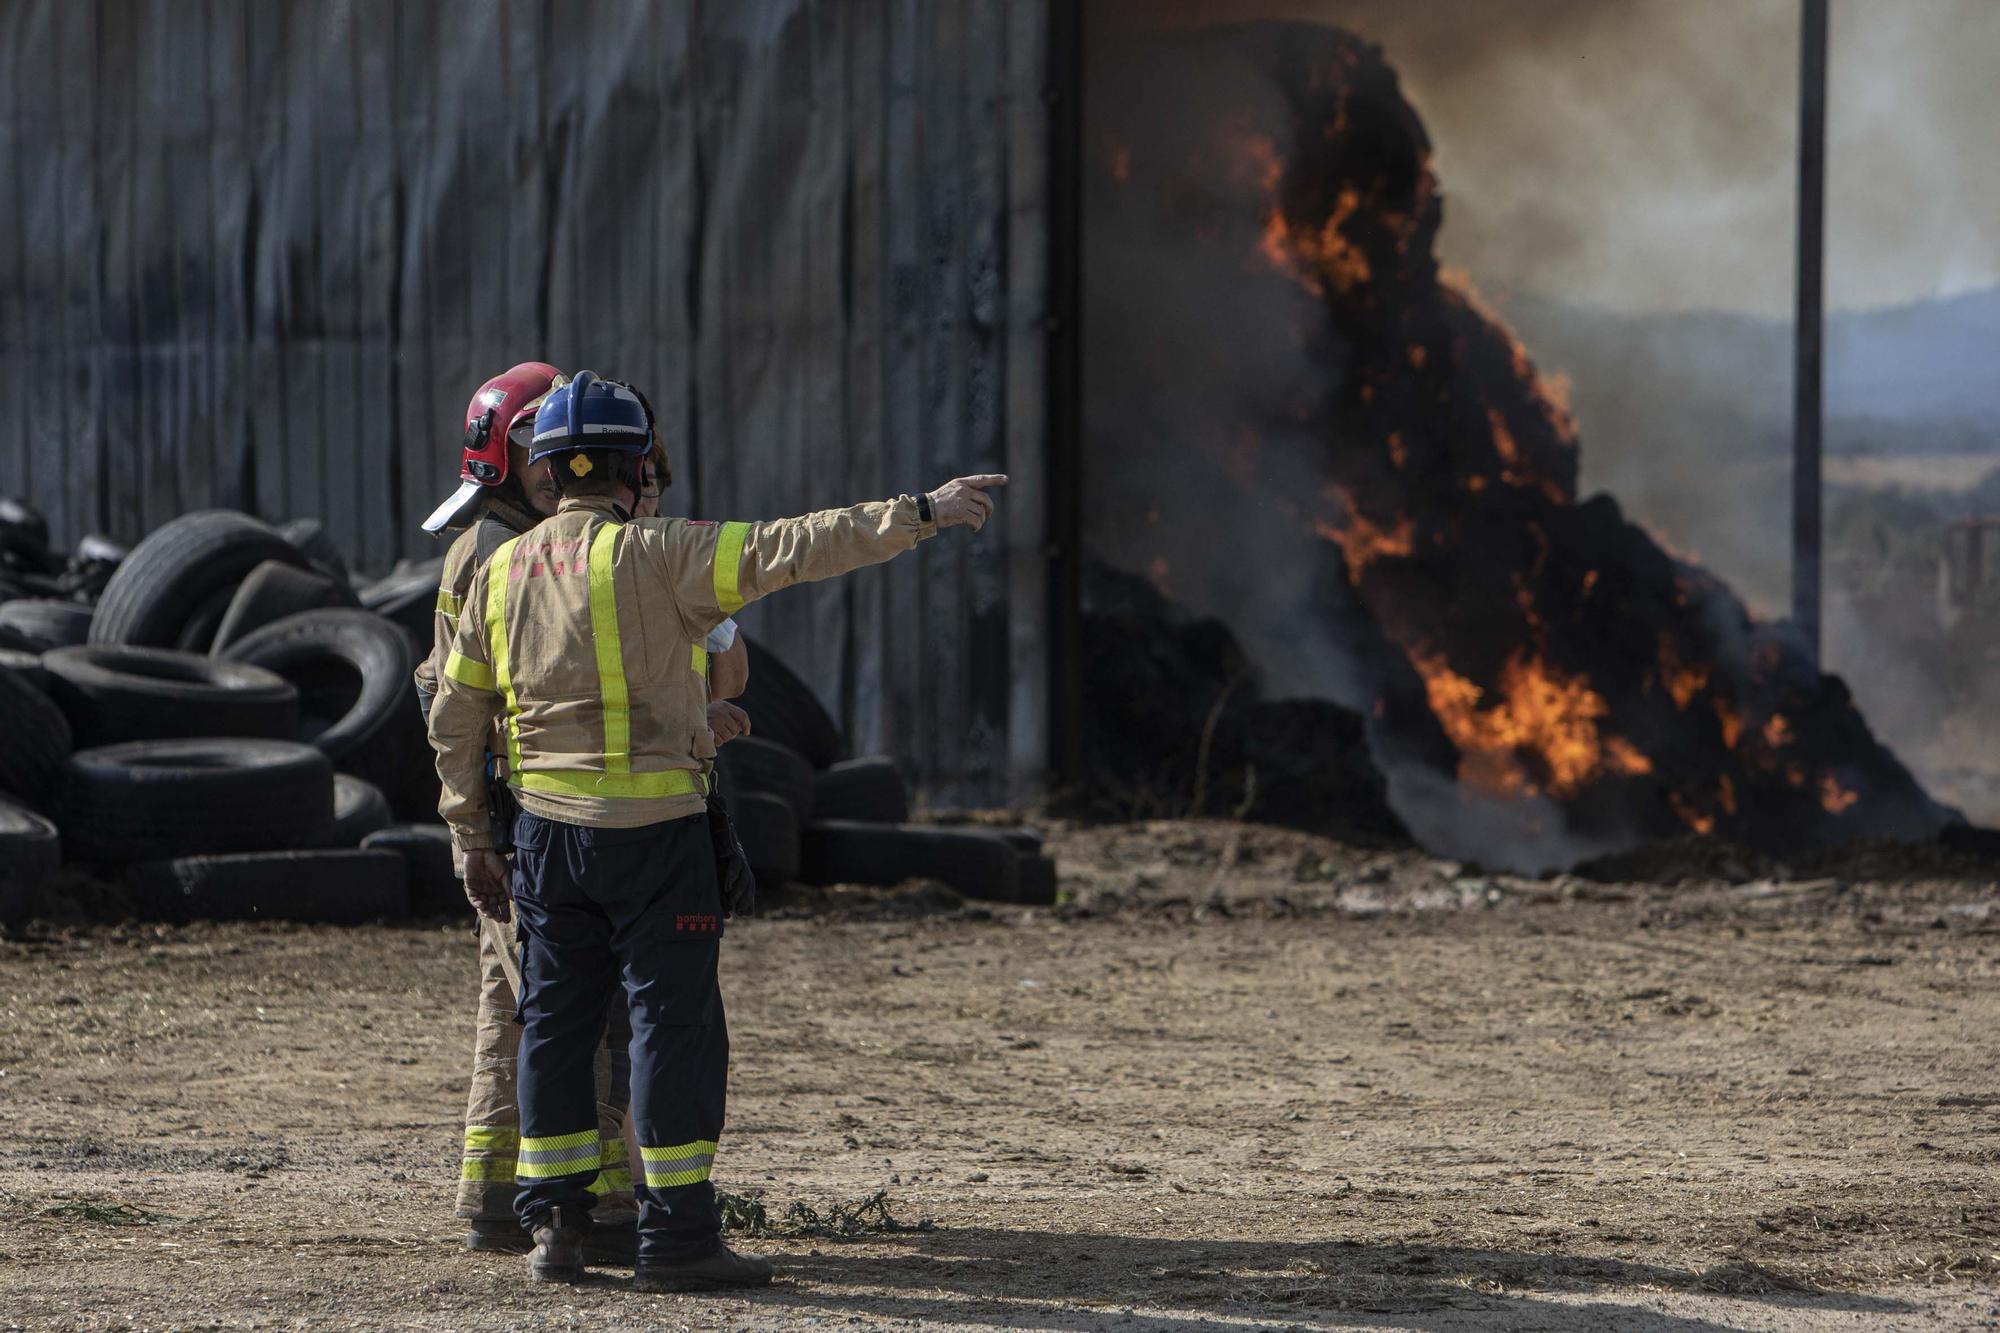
xmin=706 ymin=792 xmax=757 ymax=919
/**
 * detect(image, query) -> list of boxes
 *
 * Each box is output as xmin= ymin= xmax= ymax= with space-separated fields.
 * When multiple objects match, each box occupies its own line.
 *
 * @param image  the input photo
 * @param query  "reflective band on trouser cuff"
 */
xmin=444 ymin=650 xmax=494 ymax=691
xmin=485 ymin=537 xmax=525 ymax=776
xmin=589 ymin=1136 xmax=634 ymax=1195
xmin=712 ymin=522 xmax=751 ymax=615
xmin=461 ymin=1124 xmax=519 ymax=1181
xmin=587 ymin=524 xmax=631 ymax=776
xmin=641 ymin=1140 xmax=717 ymax=1189
xmin=516 ymin=1129 xmax=601 ymax=1180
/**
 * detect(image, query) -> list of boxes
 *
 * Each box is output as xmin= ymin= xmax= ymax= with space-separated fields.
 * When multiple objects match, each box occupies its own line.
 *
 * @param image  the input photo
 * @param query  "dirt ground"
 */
xmin=4 ymin=819 xmax=1999 ymax=1331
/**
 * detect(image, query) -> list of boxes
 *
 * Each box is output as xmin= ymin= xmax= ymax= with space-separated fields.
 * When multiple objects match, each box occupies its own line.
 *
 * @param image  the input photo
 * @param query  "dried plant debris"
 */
xmin=717 ymin=1188 xmax=933 ymax=1239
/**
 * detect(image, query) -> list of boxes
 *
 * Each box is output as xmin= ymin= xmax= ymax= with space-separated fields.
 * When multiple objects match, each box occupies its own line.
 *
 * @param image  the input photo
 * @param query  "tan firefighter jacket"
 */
xmin=414 ymin=495 xmax=541 ymax=718
xmin=428 ymin=493 xmax=937 ymax=853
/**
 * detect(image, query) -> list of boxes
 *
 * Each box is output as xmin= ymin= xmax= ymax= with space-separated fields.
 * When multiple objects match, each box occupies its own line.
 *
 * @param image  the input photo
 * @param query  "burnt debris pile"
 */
xmin=1084 ymin=21 xmax=1951 ymax=871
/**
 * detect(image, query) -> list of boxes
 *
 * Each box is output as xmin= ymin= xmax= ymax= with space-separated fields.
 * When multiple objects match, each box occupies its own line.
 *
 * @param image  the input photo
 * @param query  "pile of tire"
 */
xmin=0 ymin=496 xmax=1055 ymax=924
xmin=0 ymin=502 xmax=455 ymax=925
xmin=716 ymin=637 xmax=1057 ymax=906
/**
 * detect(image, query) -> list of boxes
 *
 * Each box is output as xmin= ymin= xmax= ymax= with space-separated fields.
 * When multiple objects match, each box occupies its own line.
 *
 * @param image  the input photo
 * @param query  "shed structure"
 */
xmin=0 ymin=0 xmax=1069 ymax=806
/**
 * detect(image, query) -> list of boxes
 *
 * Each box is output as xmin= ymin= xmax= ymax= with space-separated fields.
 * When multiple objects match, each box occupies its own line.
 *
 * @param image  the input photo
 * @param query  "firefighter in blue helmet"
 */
xmin=427 ymin=370 xmax=1003 ymax=1290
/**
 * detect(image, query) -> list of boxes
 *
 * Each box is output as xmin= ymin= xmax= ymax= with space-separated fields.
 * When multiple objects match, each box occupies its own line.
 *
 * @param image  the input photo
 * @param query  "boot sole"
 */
xmin=466 ymin=1232 xmax=534 ymax=1255
xmin=529 ymin=1260 xmax=585 ymax=1284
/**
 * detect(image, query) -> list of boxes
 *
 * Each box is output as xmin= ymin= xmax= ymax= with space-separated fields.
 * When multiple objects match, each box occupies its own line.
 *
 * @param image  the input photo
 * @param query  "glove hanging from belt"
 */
xmin=705 ymin=790 xmax=757 ymax=919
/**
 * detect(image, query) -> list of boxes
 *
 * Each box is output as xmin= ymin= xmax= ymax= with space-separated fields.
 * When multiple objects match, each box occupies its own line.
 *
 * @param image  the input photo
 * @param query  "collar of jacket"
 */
xmin=475 ymin=492 xmax=542 ymax=536
xmin=556 ymin=495 xmax=633 ymax=523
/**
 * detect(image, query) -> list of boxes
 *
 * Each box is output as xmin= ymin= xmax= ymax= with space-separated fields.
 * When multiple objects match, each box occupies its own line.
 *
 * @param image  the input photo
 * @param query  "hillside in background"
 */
xmin=1505 ymin=285 xmax=2000 ymax=464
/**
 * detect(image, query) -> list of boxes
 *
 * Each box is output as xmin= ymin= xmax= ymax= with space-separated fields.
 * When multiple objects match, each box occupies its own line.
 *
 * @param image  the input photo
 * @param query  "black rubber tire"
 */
xmin=127 ymin=849 xmax=409 ymax=924
xmin=0 ymin=648 xmax=52 ymax=695
xmin=0 ymin=496 xmax=56 ymax=577
xmin=733 ymin=792 xmax=801 ymax=887
xmin=0 ymin=598 xmax=94 ymax=650
xmin=216 ymin=610 xmax=424 ymax=807
xmin=278 ymin=518 xmax=352 ymax=587
xmin=715 ymin=736 xmax=815 ymax=823
xmin=359 ymin=559 xmax=444 ymax=646
xmin=799 ymin=821 xmax=1021 ymax=903
xmin=73 ymin=532 xmax=129 ymax=565
xmin=362 ymin=824 xmax=465 ymax=917
xmin=89 ymin=510 xmax=308 ymax=650
xmin=0 ymin=664 xmax=73 ymax=810
xmin=996 ymin=827 xmax=1045 ymax=856
xmin=810 ymin=756 xmax=909 ymax=824
xmin=58 ymin=738 xmax=334 ymax=863
xmin=0 ymin=496 xmax=50 ymax=552
xmin=738 ymin=636 xmax=845 ymax=769
xmin=0 ymin=795 xmax=61 ymax=920
xmin=1016 ymin=853 xmax=1058 ymax=907
xmin=210 ymin=560 xmax=360 ymax=655
xmin=43 ymin=645 xmax=300 ymax=749
xmin=328 ymin=774 xmax=393 ymax=846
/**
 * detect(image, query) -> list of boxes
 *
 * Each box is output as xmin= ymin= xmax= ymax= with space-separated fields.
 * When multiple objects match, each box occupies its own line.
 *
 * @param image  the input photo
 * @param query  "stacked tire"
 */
xmin=717 ymin=635 xmax=1056 ymax=905
xmin=0 ymin=504 xmax=421 ymax=925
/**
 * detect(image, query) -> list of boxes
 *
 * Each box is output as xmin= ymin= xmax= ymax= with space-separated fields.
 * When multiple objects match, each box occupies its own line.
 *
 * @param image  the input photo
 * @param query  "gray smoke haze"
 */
xmin=1096 ymin=0 xmax=2000 ymax=316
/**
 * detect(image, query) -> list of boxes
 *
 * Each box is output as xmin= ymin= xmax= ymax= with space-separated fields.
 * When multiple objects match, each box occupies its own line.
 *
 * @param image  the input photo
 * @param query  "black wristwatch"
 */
xmin=916 ymin=491 xmax=933 ymax=524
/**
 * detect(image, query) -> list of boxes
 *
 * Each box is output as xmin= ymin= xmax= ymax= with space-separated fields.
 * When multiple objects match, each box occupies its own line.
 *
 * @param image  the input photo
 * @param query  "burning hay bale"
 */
xmin=1086 ymin=22 xmax=1952 ymax=872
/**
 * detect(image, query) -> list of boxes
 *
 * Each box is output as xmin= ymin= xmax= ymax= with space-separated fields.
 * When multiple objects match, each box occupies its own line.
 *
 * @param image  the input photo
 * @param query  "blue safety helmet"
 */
xmin=529 ymin=370 xmax=653 ymax=463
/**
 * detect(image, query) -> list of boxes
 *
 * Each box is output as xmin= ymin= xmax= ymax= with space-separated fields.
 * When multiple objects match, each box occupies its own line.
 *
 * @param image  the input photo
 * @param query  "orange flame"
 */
xmin=1714 ymin=699 xmax=1744 ymax=750
xmin=1409 ymin=648 xmax=1649 ymax=799
xmin=1668 ymin=791 xmax=1716 ymax=836
xmin=1260 ymin=185 xmax=1371 ymax=296
xmin=1315 ymin=510 xmax=1414 ymax=581
xmin=1658 ymin=634 xmax=1710 ymax=711
xmin=1820 ymin=774 xmax=1859 ymax=814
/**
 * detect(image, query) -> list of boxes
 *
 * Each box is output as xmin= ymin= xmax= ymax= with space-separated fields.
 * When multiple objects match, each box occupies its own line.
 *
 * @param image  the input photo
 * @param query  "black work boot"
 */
xmin=583 ymin=1216 xmax=638 ymax=1266
xmin=526 ymin=1206 xmax=588 ymax=1284
xmin=465 ymin=1217 xmax=533 ymax=1254
xmin=632 ymin=1239 xmax=774 ymax=1292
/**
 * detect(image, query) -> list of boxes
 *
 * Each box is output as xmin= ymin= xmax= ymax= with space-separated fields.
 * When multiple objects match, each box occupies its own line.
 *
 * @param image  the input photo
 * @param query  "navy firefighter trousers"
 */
xmin=509 ymin=807 xmax=728 ymax=1262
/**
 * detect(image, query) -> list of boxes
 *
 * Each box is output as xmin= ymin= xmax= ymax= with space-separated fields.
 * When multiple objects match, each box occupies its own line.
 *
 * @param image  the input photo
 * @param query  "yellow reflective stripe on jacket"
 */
xmin=444 ymin=650 xmax=494 ymax=692
xmin=436 ymin=588 xmax=464 ymax=615
xmin=713 ymin=521 xmax=751 ymax=614
xmin=640 ymin=1139 xmax=717 ymax=1189
xmin=691 ymin=644 xmax=708 ymax=679
xmin=587 ymin=523 xmax=632 ymax=777
xmin=484 ymin=536 xmax=525 ymax=777
xmin=514 ymin=767 xmax=703 ymax=800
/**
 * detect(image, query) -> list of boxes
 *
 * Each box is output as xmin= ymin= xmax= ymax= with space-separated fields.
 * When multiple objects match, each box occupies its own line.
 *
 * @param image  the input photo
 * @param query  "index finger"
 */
xmin=955 ymin=473 xmax=1009 ymax=488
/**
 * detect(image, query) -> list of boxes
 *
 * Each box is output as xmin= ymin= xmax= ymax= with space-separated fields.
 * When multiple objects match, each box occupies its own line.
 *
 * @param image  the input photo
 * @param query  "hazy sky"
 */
xmin=1104 ymin=0 xmax=2000 ymax=316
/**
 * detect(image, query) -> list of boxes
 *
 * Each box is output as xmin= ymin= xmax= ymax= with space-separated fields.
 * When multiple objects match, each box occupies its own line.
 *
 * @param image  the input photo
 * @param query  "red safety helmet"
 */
xmin=421 ymin=361 xmax=564 ymax=533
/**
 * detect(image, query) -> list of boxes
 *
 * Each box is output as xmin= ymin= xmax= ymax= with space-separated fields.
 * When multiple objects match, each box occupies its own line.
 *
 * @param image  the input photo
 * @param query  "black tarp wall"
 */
xmin=0 ymin=0 xmax=1054 ymax=804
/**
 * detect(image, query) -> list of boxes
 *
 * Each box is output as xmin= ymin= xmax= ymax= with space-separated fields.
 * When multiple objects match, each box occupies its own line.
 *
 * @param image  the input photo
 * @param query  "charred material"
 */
xmin=1086 ymin=22 xmax=1951 ymax=871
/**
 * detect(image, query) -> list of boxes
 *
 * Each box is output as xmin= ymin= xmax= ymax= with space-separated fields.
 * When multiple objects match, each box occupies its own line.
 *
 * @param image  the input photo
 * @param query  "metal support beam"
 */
xmin=1046 ymin=0 xmax=1085 ymax=790
xmin=1792 ymin=0 xmax=1829 ymax=658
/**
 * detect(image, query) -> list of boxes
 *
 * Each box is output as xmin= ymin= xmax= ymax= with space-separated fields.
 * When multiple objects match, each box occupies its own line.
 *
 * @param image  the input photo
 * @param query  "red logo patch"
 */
xmin=675 ymin=913 xmax=720 ymax=934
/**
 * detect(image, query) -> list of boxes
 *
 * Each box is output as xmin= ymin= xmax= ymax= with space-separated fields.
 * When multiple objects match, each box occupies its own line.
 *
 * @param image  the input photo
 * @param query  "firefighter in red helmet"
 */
xmin=416 ymin=363 xmax=641 ymax=1260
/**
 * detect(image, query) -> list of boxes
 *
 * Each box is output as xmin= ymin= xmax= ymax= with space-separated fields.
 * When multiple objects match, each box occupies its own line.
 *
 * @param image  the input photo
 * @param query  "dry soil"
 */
xmin=3 ymin=819 xmax=1998 ymax=1331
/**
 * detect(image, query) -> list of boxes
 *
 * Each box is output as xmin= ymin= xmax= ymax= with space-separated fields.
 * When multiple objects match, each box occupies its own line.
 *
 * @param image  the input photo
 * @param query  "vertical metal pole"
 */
xmin=1793 ymin=0 xmax=1829 ymax=658
xmin=1046 ymin=0 xmax=1085 ymax=789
